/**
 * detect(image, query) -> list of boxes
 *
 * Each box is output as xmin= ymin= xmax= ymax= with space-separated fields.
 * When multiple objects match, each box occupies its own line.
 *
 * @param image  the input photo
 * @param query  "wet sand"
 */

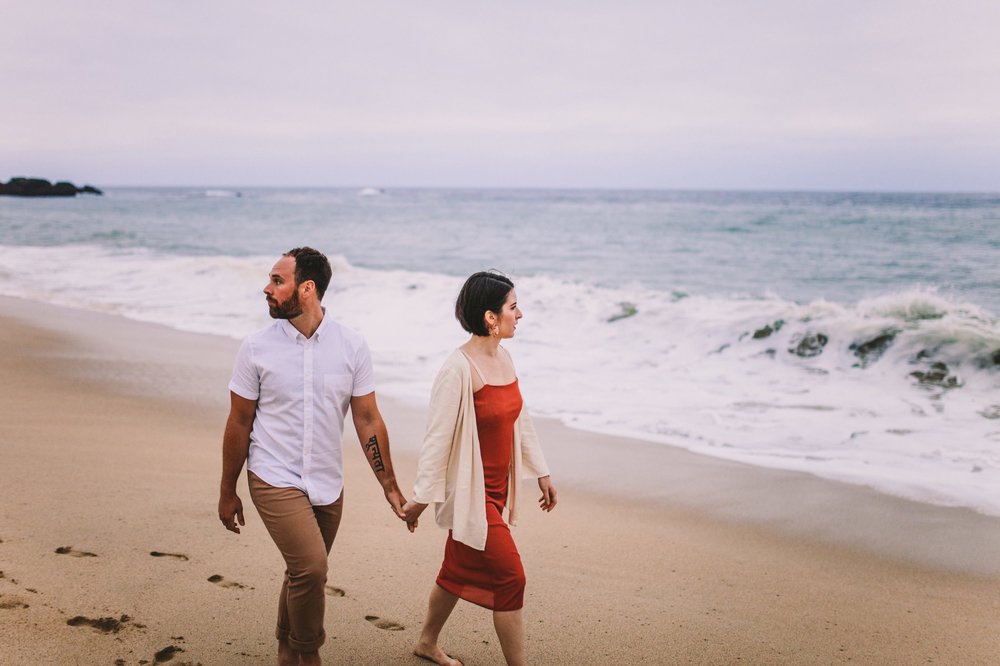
xmin=1 ymin=296 xmax=998 ymax=664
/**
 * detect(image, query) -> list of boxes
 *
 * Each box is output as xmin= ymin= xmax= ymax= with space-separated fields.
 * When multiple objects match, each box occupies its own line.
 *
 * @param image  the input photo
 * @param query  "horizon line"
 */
xmin=56 ymin=183 xmax=1000 ymax=196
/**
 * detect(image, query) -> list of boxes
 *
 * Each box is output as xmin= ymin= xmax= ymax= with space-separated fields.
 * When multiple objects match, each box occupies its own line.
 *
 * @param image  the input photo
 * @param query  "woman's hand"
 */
xmin=537 ymin=475 xmax=557 ymax=512
xmin=401 ymin=499 xmax=428 ymax=532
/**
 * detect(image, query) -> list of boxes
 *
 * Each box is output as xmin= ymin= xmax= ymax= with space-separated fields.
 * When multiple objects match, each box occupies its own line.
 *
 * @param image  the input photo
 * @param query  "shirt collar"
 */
xmin=278 ymin=307 xmax=331 ymax=342
xmin=314 ymin=307 xmax=331 ymax=340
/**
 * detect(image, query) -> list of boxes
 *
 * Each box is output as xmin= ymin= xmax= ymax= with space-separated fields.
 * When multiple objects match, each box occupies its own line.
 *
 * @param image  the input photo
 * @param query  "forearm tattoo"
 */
xmin=365 ymin=435 xmax=385 ymax=473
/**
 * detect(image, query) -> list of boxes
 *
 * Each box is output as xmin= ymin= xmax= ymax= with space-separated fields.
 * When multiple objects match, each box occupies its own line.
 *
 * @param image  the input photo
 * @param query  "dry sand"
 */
xmin=1 ymin=296 xmax=998 ymax=665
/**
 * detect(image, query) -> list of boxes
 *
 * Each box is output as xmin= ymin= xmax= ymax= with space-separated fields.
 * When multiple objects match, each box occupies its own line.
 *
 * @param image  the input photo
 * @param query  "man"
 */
xmin=218 ymin=247 xmax=408 ymax=666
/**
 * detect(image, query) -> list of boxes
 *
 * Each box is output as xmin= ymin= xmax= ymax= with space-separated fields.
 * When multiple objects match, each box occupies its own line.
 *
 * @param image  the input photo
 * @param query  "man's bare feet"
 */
xmin=414 ymin=640 xmax=462 ymax=666
xmin=277 ymin=639 xmax=297 ymax=666
xmin=278 ymin=639 xmax=321 ymax=666
xmin=298 ymin=649 xmax=321 ymax=666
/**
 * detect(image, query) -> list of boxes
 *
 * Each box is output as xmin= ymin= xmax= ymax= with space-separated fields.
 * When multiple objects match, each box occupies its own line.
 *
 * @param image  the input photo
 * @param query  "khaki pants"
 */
xmin=248 ymin=472 xmax=344 ymax=652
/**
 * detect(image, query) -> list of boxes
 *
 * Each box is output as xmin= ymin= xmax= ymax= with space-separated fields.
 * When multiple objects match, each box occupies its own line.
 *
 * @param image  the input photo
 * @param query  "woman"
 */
xmin=401 ymin=271 xmax=557 ymax=666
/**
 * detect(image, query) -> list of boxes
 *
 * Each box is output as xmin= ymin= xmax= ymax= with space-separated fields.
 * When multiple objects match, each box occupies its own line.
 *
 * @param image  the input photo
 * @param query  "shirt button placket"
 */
xmin=303 ymin=340 xmax=313 ymax=496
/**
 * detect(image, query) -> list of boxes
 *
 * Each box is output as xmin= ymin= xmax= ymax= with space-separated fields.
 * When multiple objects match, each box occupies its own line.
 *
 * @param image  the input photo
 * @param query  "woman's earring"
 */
xmin=490 ymin=324 xmax=500 ymax=337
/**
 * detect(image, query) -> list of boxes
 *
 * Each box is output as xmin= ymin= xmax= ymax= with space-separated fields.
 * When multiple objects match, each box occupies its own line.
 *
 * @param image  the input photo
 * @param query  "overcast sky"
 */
xmin=2 ymin=1 xmax=999 ymax=190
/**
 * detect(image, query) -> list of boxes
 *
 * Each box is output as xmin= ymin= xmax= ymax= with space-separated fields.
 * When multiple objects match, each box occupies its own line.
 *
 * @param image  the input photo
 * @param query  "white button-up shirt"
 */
xmin=229 ymin=313 xmax=375 ymax=505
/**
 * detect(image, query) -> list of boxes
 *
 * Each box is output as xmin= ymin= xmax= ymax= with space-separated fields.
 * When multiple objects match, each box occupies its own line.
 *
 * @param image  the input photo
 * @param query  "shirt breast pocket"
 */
xmin=324 ymin=373 xmax=354 ymax=410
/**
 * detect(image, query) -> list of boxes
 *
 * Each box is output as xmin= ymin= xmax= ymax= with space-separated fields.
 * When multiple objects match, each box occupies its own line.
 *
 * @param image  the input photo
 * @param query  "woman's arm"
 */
xmin=518 ymin=408 xmax=550 ymax=479
xmin=407 ymin=363 xmax=464 ymax=521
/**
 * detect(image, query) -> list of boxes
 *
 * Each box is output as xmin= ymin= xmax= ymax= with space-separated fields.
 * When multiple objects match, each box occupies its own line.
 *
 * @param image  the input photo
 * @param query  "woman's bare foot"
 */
xmin=414 ymin=640 xmax=462 ymax=666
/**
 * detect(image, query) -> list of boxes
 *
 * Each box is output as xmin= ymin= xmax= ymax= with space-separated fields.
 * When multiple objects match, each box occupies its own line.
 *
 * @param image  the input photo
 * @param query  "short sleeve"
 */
xmin=228 ymin=337 xmax=260 ymax=400
xmin=352 ymin=338 xmax=376 ymax=397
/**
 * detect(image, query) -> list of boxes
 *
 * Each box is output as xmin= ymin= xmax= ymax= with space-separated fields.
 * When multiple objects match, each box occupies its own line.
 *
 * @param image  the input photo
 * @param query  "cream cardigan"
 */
xmin=411 ymin=349 xmax=550 ymax=551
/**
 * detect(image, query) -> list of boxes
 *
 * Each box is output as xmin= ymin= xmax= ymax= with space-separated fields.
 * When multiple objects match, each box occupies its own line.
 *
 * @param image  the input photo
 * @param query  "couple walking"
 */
xmin=218 ymin=247 xmax=557 ymax=665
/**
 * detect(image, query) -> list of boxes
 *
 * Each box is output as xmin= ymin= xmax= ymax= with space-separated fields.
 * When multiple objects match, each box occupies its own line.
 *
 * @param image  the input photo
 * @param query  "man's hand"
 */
xmin=538 ymin=475 xmax=557 ymax=512
xmin=219 ymin=491 xmax=245 ymax=534
xmin=219 ymin=392 xmax=255 ymax=534
xmin=385 ymin=486 xmax=407 ymax=519
xmin=401 ymin=499 xmax=428 ymax=533
xmin=386 ymin=488 xmax=420 ymax=532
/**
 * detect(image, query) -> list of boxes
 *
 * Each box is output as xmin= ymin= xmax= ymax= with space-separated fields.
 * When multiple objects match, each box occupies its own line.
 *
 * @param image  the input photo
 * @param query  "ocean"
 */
xmin=2 ymin=187 xmax=998 ymax=515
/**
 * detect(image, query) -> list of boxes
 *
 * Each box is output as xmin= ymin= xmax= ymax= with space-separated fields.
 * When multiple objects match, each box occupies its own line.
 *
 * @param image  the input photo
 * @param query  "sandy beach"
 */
xmin=1 ymin=295 xmax=998 ymax=665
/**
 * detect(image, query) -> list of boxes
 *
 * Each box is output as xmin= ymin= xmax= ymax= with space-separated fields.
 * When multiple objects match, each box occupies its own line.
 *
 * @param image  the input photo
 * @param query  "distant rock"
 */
xmin=849 ymin=328 xmax=900 ymax=368
xmin=607 ymin=302 xmax=638 ymax=323
xmin=910 ymin=361 xmax=962 ymax=389
xmin=787 ymin=332 xmax=828 ymax=358
xmin=0 ymin=177 xmax=103 ymax=197
xmin=979 ymin=405 xmax=1000 ymax=420
xmin=752 ymin=320 xmax=784 ymax=339
xmin=975 ymin=348 xmax=1000 ymax=369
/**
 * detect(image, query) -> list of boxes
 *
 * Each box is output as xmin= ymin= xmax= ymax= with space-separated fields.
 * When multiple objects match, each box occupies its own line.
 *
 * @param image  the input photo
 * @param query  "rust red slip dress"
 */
xmin=435 ymin=373 xmax=526 ymax=611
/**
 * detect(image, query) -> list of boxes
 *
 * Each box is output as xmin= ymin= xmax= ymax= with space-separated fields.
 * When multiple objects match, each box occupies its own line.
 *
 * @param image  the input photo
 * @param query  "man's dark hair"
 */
xmin=455 ymin=271 xmax=515 ymax=337
xmin=284 ymin=247 xmax=332 ymax=300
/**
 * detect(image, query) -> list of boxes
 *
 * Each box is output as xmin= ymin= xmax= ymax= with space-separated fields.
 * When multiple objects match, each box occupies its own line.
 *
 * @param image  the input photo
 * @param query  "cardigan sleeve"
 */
xmin=411 ymin=362 xmax=463 ymax=504
xmin=518 ymin=407 xmax=550 ymax=479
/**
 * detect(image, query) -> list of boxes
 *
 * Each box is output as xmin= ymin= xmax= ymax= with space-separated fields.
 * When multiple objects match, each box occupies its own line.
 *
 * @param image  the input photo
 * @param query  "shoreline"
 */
xmin=5 ymin=295 xmax=1000 ymax=575
xmin=1 ymin=241 xmax=997 ymax=521
xmin=2 ymin=295 xmax=999 ymax=663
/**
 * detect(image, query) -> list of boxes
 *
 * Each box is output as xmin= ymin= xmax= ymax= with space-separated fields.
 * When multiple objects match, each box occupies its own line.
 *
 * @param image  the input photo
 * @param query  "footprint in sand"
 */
xmin=150 ymin=551 xmax=190 ymax=561
xmin=153 ymin=644 xmax=185 ymax=663
xmin=0 ymin=594 xmax=29 ymax=610
xmin=207 ymin=574 xmax=247 ymax=589
xmin=365 ymin=615 xmax=405 ymax=631
xmin=325 ymin=585 xmax=346 ymax=597
xmin=55 ymin=546 xmax=98 ymax=558
xmin=66 ymin=614 xmax=131 ymax=634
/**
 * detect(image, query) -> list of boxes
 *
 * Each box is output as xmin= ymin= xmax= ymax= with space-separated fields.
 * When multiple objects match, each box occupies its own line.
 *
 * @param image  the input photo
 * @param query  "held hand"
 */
xmin=384 ymin=486 xmax=408 ymax=521
xmin=401 ymin=499 xmax=428 ymax=533
xmin=538 ymin=475 xmax=557 ymax=512
xmin=218 ymin=491 xmax=245 ymax=534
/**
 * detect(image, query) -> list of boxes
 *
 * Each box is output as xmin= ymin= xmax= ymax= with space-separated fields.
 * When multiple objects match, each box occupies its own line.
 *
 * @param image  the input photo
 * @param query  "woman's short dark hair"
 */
xmin=284 ymin=247 xmax=332 ymax=300
xmin=455 ymin=271 xmax=515 ymax=336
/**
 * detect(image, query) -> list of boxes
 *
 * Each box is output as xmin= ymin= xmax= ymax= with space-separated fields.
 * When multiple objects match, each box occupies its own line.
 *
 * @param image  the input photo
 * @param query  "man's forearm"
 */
xmin=358 ymin=420 xmax=399 ymax=490
xmin=220 ymin=419 xmax=251 ymax=493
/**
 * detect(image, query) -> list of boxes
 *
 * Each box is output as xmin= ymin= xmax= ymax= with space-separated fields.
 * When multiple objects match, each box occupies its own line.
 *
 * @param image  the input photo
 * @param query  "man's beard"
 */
xmin=268 ymin=290 xmax=303 ymax=320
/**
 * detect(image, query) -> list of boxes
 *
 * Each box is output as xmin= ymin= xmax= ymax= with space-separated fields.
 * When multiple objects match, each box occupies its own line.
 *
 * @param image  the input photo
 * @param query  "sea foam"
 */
xmin=1 ymin=243 xmax=997 ymax=515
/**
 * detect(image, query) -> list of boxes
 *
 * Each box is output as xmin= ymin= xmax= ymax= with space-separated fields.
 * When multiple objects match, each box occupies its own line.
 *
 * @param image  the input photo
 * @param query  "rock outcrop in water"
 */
xmin=979 ymin=405 xmax=1000 ymax=419
xmin=752 ymin=320 xmax=784 ymax=339
xmin=0 ymin=177 xmax=103 ymax=197
xmin=849 ymin=328 xmax=900 ymax=368
xmin=607 ymin=302 xmax=638 ymax=323
xmin=787 ymin=332 xmax=828 ymax=357
xmin=975 ymin=348 xmax=1000 ymax=369
xmin=910 ymin=361 xmax=962 ymax=389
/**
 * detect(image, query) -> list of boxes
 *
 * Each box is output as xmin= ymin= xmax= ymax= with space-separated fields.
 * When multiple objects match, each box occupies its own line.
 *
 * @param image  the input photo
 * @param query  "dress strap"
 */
xmin=498 ymin=345 xmax=518 ymax=376
xmin=459 ymin=350 xmax=488 ymax=385
xmin=498 ymin=344 xmax=512 ymax=363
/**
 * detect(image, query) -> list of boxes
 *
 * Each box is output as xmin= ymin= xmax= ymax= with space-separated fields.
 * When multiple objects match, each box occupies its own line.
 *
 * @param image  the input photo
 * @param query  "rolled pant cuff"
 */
xmin=276 ymin=626 xmax=326 ymax=652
